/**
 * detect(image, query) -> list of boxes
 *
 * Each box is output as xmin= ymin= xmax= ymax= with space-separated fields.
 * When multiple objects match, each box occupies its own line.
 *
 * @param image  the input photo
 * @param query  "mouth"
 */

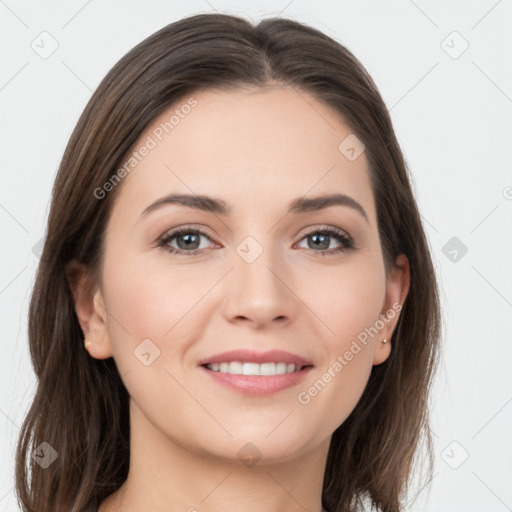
xmin=202 ymin=361 xmax=310 ymax=375
xmin=198 ymin=349 xmax=314 ymax=395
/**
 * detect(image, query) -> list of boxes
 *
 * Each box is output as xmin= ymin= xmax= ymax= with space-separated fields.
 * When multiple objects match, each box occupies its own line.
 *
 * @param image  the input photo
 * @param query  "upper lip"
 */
xmin=198 ymin=349 xmax=313 ymax=367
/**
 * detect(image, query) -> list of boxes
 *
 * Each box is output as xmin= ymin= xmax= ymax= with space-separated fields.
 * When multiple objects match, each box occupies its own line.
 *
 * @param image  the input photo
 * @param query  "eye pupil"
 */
xmin=178 ymin=232 xmax=200 ymax=250
xmin=309 ymin=233 xmax=329 ymax=250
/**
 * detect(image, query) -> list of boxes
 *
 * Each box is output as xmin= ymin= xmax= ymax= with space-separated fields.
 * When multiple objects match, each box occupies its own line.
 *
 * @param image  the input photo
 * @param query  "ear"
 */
xmin=373 ymin=253 xmax=410 ymax=365
xmin=65 ymin=260 xmax=113 ymax=359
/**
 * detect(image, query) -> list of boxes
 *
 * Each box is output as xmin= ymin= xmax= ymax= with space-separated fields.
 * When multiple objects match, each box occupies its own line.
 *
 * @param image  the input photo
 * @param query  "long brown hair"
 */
xmin=15 ymin=12 xmax=442 ymax=512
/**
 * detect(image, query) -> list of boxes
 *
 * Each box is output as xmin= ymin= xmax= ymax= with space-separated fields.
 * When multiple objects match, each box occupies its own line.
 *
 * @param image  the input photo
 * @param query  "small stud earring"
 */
xmin=382 ymin=339 xmax=388 ymax=343
xmin=84 ymin=339 xmax=92 ymax=350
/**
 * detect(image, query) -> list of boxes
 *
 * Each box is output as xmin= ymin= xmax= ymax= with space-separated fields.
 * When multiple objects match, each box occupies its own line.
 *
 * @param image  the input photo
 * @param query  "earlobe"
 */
xmin=65 ymin=260 xmax=113 ymax=359
xmin=373 ymin=338 xmax=391 ymax=365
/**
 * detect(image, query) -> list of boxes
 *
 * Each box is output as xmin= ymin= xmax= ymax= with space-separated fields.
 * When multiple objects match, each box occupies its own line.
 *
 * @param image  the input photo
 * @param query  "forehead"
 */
xmin=114 ymin=86 xmax=375 ymax=222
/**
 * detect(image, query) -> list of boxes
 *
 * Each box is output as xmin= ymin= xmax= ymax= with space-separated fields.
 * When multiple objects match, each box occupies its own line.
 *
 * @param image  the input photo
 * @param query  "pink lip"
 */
xmin=199 ymin=366 xmax=313 ymax=396
xmin=197 ymin=349 xmax=314 ymax=396
xmin=197 ymin=349 xmax=313 ymax=367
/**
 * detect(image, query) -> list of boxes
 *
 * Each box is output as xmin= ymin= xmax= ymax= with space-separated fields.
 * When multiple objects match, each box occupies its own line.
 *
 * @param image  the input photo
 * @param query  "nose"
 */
xmin=222 ymin=244 xmax=298 ymax=329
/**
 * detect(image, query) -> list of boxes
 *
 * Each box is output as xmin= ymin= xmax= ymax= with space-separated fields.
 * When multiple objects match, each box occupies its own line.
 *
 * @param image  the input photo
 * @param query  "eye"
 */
xmin=157 ymin=227 xmax=217 ymax=256
xmin=156 ymin=225 xmax=355 ymax=257
xmin=295 ymin=226 xmax=355 ymax=256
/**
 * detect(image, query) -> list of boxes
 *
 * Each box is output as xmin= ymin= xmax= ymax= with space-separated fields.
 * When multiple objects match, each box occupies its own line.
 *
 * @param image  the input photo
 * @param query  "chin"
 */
xmin=202 ymin=428 xmax=318 ymax=465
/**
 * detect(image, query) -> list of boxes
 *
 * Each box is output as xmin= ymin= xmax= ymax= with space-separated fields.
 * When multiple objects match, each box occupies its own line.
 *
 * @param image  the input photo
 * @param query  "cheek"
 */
xmin=103 ymin=250 xmax=210 ymax=342
xmin=297 ymin=347 xmax=374 ymax=436
xmin=329 ymin=285 xmax=385 ymax=347
xmin=100 ymin=255 xmax=207 ymax=411
xmin=292 ymin=261 xmax=384 ymax=428
xmin=303 ymin=258 xmax=386 ymax=346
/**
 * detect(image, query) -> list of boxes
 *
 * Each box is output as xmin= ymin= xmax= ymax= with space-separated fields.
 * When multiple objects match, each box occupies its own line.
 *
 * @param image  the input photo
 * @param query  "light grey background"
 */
xmin=1 ymin=1 xmax=511 ymax=511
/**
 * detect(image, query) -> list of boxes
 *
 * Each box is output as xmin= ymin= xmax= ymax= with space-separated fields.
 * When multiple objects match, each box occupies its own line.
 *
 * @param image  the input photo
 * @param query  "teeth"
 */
xmin=276 ymin=362 xmax=287 ymax=374
xmin=205 ymin=361 xmax=303 ymax=376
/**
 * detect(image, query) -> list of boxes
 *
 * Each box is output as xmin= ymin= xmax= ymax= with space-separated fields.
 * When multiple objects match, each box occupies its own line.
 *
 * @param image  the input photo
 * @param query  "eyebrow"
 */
xmin=141 ymin=193 xmax=369 ymax=224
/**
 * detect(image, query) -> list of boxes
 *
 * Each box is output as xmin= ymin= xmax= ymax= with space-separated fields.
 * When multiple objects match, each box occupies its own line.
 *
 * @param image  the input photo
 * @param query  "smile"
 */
xmin=198 ymin=349 xmax=314 ymax=395
xmin=204 ymin=361 xmax=304 ymax=375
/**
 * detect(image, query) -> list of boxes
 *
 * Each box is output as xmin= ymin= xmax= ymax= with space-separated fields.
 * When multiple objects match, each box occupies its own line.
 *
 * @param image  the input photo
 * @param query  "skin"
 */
xmin=68 ymin=85 xmax=410 ymax=512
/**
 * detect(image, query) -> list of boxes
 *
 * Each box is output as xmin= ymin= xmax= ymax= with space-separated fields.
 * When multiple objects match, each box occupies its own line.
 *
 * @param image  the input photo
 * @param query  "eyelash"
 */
xmin=156 ymin=225 xmax=355 ymax=257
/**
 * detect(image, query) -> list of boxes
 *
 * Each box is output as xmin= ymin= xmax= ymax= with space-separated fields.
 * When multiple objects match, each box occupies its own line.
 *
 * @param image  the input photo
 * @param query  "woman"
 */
xmin=15 ymin=12 xmax=441 ymax=512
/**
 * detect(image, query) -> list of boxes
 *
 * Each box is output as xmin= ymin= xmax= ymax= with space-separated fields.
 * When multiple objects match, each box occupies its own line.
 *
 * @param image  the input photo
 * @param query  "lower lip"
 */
xmin=199 ymin=365 xmax=313 ymax=396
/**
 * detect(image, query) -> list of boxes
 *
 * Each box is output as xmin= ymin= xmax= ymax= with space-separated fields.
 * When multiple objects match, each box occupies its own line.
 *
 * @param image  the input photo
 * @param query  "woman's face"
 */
xmin=82 ymin=86 xmax=408 ymax=464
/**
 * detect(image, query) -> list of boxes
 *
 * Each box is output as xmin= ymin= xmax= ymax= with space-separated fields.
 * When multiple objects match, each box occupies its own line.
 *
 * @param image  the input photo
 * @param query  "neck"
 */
xmin=99 ymin=400 xmax=331 ymax=512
